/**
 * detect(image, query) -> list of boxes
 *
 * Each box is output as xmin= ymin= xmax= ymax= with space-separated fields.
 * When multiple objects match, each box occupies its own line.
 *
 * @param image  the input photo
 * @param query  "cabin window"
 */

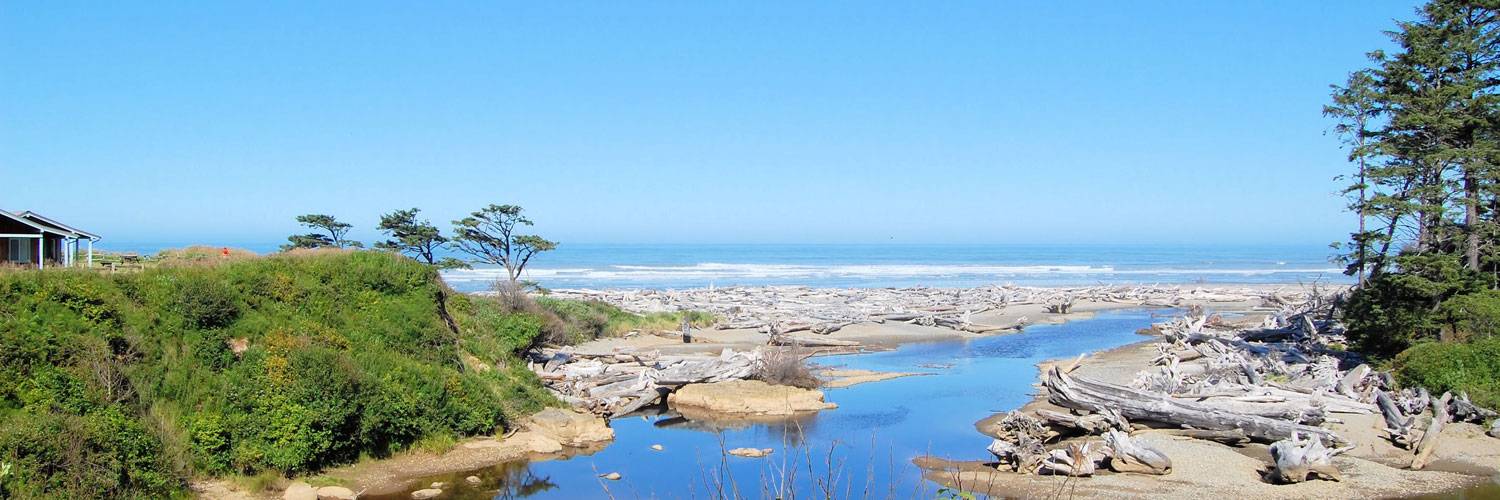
xmin=8 ymin=238 xmax=31 ymax=263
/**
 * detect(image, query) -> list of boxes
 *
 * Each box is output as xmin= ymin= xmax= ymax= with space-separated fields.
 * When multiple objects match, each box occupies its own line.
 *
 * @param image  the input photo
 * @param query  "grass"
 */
xmin=536 ymin=297 xmax=716 ymax=343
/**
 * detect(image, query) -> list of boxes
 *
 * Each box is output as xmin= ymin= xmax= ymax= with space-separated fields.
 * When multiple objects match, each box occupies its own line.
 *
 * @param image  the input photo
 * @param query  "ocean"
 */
xmin=437 ymin=243 xmax=1349 ymax=292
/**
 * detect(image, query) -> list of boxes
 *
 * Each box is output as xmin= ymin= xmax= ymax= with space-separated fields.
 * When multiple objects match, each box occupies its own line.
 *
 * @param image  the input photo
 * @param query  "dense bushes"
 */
xmin=1393 ymin=337 xmax=1500 ymax=410
xmin=1342 ymin=253 xmax=1490 ymax=358
xmin=0 ymin=251 xmax=555 ymax=497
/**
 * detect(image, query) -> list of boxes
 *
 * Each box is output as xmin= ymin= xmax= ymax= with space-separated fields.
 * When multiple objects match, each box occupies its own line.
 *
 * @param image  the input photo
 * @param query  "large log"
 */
xmin=1144 ymin=428 xmax=1249 ymax=446
xmin=1043 ymin=368 xmax=1343 ymax=445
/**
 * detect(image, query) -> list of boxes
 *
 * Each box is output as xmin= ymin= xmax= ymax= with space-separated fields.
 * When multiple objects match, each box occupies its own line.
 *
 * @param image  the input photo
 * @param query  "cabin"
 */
xmin=0 ymin=210 xmax=100 ymax=269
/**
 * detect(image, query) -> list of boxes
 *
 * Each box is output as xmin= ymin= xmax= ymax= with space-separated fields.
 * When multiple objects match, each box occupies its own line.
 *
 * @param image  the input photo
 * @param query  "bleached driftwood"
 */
xmin=530 ymin=348 xmax=763 ymax=415
xmin=1146 ymin=428 xmax=1248 ymax=445
xmin=1268 ymin=432 xmax=1343 ymax=483
xmin=1039 ymin=442 xmax=1098 ymax=476
xmin=1448 ymin=391 xmax=1499 ymax=423
xmin=1374 ymin=389 xmax=1415 ymax=447
xmin=548 ymin=285 xmax=1324 ymax=337
xmin=1410 ymin=391 xmax=1452 ymax=470
xmin=1103 ymin=429 xmax=1171 ymax=474
xmin=987 ymin=411 xmax=1049 ymax=473
xmin=1044 ymin=367 xmax=1344 ymax=445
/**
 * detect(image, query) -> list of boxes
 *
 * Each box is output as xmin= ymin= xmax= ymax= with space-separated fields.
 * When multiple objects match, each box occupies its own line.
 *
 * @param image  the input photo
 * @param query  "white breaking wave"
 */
xmin=440 ymin=262 xmax=1343 ymax=283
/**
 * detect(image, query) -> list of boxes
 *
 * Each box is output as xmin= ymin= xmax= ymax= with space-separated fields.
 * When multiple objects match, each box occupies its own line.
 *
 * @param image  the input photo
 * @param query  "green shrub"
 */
xmin=1343 ymin=253 xmax=1484 ymax=358
xmin=173 ymin=275 xmax=242 ymax=329
xmin=1436 ymin=289 xmax=1500 ymax=342
xmin=1393 ymin=336 xmax=1500 ymax=410
xmin=0 ymin=250 xmax=554 ymax=495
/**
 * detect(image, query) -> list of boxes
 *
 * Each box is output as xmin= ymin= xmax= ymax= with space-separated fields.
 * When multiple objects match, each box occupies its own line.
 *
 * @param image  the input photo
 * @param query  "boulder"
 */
xmin=526 ymin=408 xmax=615 ymax=447
xmin=283 ymin=482 xmax=317 ymax=500
xmin=410 ymin=488 xmax=442 ymax=500
xmin=465 ymin=475 xmax=482 ymax=485
xmin=669 ymin=380 xmax=837 ymax=416
xmin=315 ymin=486 xmax=356 ymax=500
xmin=599 ymin=472 xmax=622 ymax=480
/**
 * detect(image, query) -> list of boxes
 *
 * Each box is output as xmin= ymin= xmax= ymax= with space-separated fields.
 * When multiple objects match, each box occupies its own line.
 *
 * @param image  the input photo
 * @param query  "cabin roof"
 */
xmin=0 ymin=210 xmax=99 ymax=239
xmin=17 ymin=211 xmax=100 ymax=239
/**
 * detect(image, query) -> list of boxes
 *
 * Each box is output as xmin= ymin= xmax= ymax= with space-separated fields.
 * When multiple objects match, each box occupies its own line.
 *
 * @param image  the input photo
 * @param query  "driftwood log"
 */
xmin=1044 ymin=367 xmax=1344 ymax=445
xmin=1039 ymin=442 xmax=1099 ymax=477
xmin=1373 ymin=389 xmax=1415 ymax=447
xmin=1410 ymin=391 xmax=1452 ymax=470
xmin=1448 ymin=392 xmax=1499 ymax=423
xmin=1267 ymin=432 xmax=1343 ymax=483
xmin=1144 ymin=428 xmax=1249 ymax=446
xmin=1104 ymin=429 xmax=1171 ymax=475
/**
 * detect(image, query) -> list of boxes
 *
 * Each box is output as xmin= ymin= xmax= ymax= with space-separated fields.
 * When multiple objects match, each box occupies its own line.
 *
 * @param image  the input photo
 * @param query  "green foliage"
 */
xmin=375 ymin=208 xmax=469 ymax=270
xmin=1394 ymin=337 xmax=1500 ymax=410
xmin=283 ymin=214 xmax=361 ymax=251
xmin=1435 ymin=289 xmax=1500 ymax=342
xmin=0 ymin=250 xmax=554 ymax=497
xmin=173 ymin=274 xmax=242 ymax=329
xmin=536 ymin=297 xmax=715 ymax=343
xmin=1342 ymin=253 xmax=1485 ymax=357
xmin=450 ymin=203 xmax=557 ymax=282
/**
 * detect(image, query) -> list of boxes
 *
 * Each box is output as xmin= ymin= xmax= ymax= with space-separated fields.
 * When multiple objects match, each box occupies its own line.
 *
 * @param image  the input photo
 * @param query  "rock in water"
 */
xmin=728 ymin=447 xmax=774 ymax=458
xmin=315 ymin=486 xmax=356 ymax=500
xmin=465 ymin=475 xmax=482 ymax=485
xmin=411 ymin=489 xmax=443 ymax=500
xmin=668 ymin=380 xmax=837 ymax=416
xmin=283 ymin=482 xmax=318 ymax=500
xmin=599 ymin=472 xmax=622 ymax=480
xmin=526 ymin=408 xmax=615 ymax=447
xmin=651 ymin=444 xmax=664 ymax=451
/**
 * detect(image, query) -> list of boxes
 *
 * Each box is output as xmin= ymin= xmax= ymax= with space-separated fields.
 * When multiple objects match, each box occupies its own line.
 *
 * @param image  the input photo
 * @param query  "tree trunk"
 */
xmin=436 ymin=288 xmax=465 ymax=373
xmin=1466 ymin=174 xmax=1481 ymax=271
xmin=1356 ymin=141 xmax=1368 ymax=286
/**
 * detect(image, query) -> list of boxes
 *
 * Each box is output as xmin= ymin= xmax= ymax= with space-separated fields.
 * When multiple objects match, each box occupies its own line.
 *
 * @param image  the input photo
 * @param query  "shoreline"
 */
xmin=928 ymin=308 xmax=1500 ymax=499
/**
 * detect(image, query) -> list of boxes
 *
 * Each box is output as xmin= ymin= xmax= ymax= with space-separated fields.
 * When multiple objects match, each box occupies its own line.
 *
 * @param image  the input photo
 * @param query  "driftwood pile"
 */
xmin=529 ymin=348 xmax=761 ymax=416
xmin=552 ymin=285 xmax=1314 ymax=336
xmin=989 ymin=292 xmax=1498 ymax=484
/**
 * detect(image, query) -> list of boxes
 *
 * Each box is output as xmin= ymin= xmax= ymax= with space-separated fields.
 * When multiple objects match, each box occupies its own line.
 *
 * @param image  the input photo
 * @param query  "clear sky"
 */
xmin=1 ymin=1 xmax=1422 ymax=248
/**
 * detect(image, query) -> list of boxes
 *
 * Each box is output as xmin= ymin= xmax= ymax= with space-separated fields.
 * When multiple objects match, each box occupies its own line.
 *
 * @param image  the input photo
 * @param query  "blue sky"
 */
xmin=1 ymin=1 xmax=1420 ymax=248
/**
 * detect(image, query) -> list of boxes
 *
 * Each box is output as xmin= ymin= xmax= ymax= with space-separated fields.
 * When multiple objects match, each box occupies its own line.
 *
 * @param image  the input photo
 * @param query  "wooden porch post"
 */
xmin=87 ymin=239 xmax=94 ymax=268
xmin=36 ymin=237 xmax=43 ymax=270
